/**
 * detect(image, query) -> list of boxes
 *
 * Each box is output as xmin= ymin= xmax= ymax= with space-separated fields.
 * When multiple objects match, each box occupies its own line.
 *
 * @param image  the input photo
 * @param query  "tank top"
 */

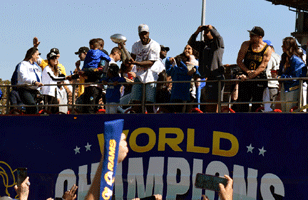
xmin=244 ymin=43 xmax=269 ymax=79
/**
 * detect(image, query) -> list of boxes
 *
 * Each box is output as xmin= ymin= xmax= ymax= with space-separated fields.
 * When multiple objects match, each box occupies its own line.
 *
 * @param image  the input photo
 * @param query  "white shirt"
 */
xmin=17 ymin=61 xmax=41 ymax=90
xmin=57 ymin=86 xmax=68 ymax=113
xmin=41 ymin=66 xmax=65 ymax=97
xmin=265 ymin=52 xmax=280 ymax=88
xmin=140 ymin=59 xmax=165 ymax=83
xmin=131 ymin=39 xmax=160 ymax=81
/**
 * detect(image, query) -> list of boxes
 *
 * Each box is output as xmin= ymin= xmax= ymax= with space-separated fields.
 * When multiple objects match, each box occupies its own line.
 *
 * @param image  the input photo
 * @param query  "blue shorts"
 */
xmin=130 ymin=78 xmax=157 ymax=103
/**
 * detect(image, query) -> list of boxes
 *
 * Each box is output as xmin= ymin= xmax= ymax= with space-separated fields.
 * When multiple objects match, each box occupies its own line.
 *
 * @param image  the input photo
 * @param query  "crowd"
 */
xmin=4 ymin=133 xmax=233 ymax=200
xmin=7 ymin=24 xmax=308 ymax=114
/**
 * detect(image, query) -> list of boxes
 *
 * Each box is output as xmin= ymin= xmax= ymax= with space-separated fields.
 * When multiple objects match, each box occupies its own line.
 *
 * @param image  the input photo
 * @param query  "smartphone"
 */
xmin=195 ymin=173 xmax=228 ymax=191
xmin=17 ymin=167 xmax=27 ymax=186
xmin=202 ymin=25 xmax=209 ymax=31
xmin=139 ymin=196 xmax=156 ymax=200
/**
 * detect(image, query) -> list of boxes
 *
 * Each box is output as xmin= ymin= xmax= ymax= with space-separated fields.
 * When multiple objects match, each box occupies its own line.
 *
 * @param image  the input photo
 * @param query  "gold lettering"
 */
xmin=186 ymin=128 xmax=210 ymax=153
xmin=212 ymin=131 xmax=239 ymax=157
xmin=158 ymin=128 xmax=183 ymax=152
xmin=129 ymin=128 xmax=156 ymax=153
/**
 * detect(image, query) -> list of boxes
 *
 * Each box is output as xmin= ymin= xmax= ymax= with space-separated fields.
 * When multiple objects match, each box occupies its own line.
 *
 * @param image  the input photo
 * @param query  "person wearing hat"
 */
xmin=75 ymin=46 xmax=90 ymax=71
xmin=129 ymin=24 xmax=161 ymax=113
xmin=33 ymin=37 xmax=67 ymax=76
xmin=236 ymin=26 xmax=272 ymax=112
xmin=73 ymin=46 xmax=90 ymax=99
xmin=160 ymin=45 xmax=170 ymax=60
xmin=262 ymin=40 xmax=280 ymax=112
xmin=41 ymin=52 xmax=67 ymax=113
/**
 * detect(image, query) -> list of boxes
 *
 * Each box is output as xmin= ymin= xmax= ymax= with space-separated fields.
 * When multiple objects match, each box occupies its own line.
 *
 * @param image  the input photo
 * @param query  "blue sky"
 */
xmin=0 ymin=0 xmax=296 ymax=80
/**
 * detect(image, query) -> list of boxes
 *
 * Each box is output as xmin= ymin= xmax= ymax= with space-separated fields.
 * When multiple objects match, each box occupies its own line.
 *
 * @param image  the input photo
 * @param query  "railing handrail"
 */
xmin=0 ymin=76 xmax=307 ymax=114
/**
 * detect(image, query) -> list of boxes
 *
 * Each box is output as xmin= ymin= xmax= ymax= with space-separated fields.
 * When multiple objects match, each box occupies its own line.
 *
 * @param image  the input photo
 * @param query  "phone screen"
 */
xmin=17 ymin=167 xmax=27 ymax=186
xmin=195 ymin=173 xmax=228 ymax=191
xmin=139 ymin=196 xmax=156 ymax=200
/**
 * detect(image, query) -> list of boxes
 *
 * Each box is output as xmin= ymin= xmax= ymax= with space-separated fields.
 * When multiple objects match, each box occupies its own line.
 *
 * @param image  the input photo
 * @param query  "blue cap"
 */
xmin=263 ymin=40 xmax=273 ymax=47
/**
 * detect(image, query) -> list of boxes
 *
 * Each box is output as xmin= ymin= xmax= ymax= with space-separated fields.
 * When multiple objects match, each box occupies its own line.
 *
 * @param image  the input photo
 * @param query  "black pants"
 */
xmin=82 ymin=86 xmax=102 ymax=114
xmin=238 ymin=81 xmax=266 ymax=112
xmin=171 ymin=99 xmax=186 ymax=113
xmin=200 ymin=75 xmax=225 ymax=113
xmin=44 ymin=95 xmax=59 ymax=114
xmin=18 ymin=88 xmax=38 ymax=114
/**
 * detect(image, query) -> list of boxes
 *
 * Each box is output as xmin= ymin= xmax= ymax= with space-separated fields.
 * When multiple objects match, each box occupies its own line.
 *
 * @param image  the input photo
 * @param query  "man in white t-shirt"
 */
xmin=129 ymin=24 xmax=161 ymax=113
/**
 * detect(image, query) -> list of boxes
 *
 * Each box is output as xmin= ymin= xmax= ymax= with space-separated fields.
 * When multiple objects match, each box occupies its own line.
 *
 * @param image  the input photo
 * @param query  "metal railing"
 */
xmin=0 ymin=77 xmax=307 ymax=115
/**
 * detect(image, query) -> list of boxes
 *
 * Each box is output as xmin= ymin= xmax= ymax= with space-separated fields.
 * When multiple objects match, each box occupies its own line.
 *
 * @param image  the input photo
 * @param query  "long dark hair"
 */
xmin=282 ymin=37 xmax=304 ymax=68
xmin=47 ymin=53 xmax=59 ymax=76
xmin=175 ymin=45 xmax=199 ymax=64
xmin=24 ymin=47 xmax=38 ymax=61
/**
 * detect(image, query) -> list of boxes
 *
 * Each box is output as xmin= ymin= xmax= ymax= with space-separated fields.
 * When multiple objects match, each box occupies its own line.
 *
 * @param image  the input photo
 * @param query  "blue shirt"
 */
xmin=102 ymin=76 xmax=126 ymax=103
xmin=83 ymin=49 xmax=111 ymax=69
xmin=279 ymin=55 xmax=306 ymax=92
xmin=165 ymin=57 xmax=200 ymax=101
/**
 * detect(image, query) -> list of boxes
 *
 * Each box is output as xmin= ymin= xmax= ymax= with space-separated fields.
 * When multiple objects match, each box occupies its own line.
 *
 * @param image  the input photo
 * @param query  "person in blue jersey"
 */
xmin=101 ymin=63 xmax=126 ymax=114
xmin=17 ymin=47 xmax=43 ymax=114
xmin=278 ymin=37 xmax=307 ymax=112
xmin=79 ymin=38 xmax=111 ymax=113
xmin=165 ymin=44 xmax=200 ymax=113
xmin=82 ymin=38 xmax=111 ymax=70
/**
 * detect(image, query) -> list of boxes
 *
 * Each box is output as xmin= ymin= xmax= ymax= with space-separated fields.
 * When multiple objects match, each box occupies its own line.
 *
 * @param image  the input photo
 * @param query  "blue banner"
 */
xmin=0 ymin=114 xmax=307 ymax=199
xmin=100 ymin=119 xmax=123 ymax=200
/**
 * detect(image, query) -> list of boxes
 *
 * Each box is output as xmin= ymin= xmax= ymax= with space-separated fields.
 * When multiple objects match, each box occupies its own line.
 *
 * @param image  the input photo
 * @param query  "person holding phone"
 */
xmin=201 ymin=175 xmax=233 ymax=200
xmin=188 ymin=24 xmax=225 ymax=113
xmin=14 ymin=177 xmax=30 ymax=200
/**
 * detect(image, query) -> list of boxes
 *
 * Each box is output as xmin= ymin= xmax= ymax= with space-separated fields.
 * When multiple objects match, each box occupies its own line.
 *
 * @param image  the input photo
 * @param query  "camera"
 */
xmin=202 ymin=25 xmax=209 ymax=31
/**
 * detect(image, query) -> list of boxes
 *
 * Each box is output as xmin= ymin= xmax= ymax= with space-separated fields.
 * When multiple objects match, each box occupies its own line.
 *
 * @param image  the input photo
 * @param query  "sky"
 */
xmin=0 ymin=0 xmax=297 ymax=81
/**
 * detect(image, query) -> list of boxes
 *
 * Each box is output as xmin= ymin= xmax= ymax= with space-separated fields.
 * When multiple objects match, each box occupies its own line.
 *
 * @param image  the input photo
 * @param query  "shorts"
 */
xmin=130 ymin=78 xmax=157 ymax=103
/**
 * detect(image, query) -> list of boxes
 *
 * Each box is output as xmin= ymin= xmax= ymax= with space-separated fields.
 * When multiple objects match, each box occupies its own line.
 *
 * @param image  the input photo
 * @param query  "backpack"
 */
xmin=11 ymin=62 xmax=21 ymax=90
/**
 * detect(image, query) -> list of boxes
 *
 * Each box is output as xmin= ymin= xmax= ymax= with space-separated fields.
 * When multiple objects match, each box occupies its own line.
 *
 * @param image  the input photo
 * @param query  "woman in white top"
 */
xmin=41 ymin=52 xmax=66 ymax=113
xmin=17 ymin=47 xmax=43 ymax=114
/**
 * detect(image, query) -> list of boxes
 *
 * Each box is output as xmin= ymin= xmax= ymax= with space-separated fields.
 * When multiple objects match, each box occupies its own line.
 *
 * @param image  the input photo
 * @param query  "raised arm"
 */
xmin=85 ymin=133 xmax=128 ymax=200
xmin=188 ymin=26 xmax=204 ymax=51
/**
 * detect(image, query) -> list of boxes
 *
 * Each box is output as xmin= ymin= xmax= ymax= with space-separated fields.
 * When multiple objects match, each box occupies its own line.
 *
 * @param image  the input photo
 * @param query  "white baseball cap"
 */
xmin=138 ymin=24 xmax=149 ymax=34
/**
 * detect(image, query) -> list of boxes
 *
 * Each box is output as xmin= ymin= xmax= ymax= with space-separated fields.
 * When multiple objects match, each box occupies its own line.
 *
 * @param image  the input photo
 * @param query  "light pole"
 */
xmin=201 ymin=0 xmax=206 ymax=41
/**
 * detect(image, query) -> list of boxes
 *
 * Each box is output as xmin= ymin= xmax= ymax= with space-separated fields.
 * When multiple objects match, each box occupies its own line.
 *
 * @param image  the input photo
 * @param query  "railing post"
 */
xmin=6 ymin=85 xmax=10 ymax=114
xmin=218 ymin=79 xmax=221 ymax=113
xmin=299 ymin=79 xmax=303 ymax=108
xmin=71 ymin=84 xmax=76 ymax=114
xmin=142 ymin=82 xmax=146 ymax=114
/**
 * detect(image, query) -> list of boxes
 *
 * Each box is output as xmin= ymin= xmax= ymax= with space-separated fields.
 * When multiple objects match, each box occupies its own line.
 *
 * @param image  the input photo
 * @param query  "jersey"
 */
xmin=244 ymin=43 xmax=269 ymax=79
